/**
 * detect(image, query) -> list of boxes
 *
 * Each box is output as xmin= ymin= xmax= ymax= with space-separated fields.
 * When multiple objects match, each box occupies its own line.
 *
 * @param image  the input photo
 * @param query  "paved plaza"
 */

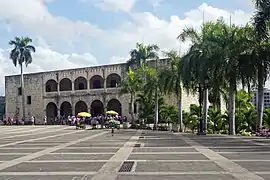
xmin=0 ymin=126 xmax=269 ymax=179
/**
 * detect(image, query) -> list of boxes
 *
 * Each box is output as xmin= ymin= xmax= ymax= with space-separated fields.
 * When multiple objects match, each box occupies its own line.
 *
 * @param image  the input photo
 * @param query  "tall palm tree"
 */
xmin=120 ymin=67 xmax=142 ymax=125
xmin=252 ymin=0 xmax=270 ymax=130
xmin=126 ymin=42 xmax=160 ymax=129
xmin=9 ymin=37 xmax=36 ymax=120
xmin=178 ymin=22 xmax=220 ymax=133
xmin=161 ymin=50 xmax=183 ymax=132
xmin=140 ymin=65 xmax=162 ymax=129
xmin=127 ymin=43 xmax=159 ymax=69
xmin=205 ymin=22 xmax=254 ymax=135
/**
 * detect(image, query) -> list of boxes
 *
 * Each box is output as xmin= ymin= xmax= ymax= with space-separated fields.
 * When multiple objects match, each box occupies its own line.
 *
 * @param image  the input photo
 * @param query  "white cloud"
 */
xmin=0 ymin=0 xmax=104 ymax=48
xmin=81 ymin=0 xmax=137 ymax=12
xmin=0 ymin=1 xmax=264 ymax=95
xmin=0 ymin=38 xmax=97 ymax=95
xmin=95 ymin=0 xmax=137 ymax=12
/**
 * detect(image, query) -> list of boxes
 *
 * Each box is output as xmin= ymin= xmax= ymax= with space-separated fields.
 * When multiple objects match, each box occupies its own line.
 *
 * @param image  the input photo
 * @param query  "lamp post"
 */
xmin=203 ymin=77 xmax=210 ymax=134
xmin=197 ymin=83 xmax=204 ymax=135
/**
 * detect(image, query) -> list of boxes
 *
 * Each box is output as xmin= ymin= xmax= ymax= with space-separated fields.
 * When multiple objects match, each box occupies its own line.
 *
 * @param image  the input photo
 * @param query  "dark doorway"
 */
xmin=91 ymin=100 xmax=104 ymax=116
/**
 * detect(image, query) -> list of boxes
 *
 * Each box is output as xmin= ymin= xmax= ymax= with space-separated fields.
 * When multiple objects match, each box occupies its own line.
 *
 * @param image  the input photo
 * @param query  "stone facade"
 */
xmin=5 ymin=62 xmax=199 ymax=124
xmin=0 ymin=96 xmax=4 ymax=119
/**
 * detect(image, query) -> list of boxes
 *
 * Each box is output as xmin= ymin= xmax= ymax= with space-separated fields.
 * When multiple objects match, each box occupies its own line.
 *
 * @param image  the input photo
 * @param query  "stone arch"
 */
xmin=46 ymin=102 xmax=58 ymax=124
xmin=45 ymin=79 xmax=57 ymax=92
xmin=74 ymin=76 xmax=87 ymax=90
xmin=75 ymin=101 xmax=88 ymax=115
xmin=59 ymin=78 xmax=72 ymax=91
xmin=106 ymin=73 xmax=121 ymax=88
xmin=60 ymin=101 xmax=72 ymax=117
xmin=90 ymin=75 xmax=104 ymax=89
xmin=91 ymin=100 xmax=104 ymax=116
xmin=107 ymin=99 xmax=122 ymax=115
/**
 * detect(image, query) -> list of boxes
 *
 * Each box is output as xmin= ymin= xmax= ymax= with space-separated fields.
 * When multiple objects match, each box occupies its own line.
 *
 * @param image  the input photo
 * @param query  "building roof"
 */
xmin=5 ymin=62 xmax=127 ymax=78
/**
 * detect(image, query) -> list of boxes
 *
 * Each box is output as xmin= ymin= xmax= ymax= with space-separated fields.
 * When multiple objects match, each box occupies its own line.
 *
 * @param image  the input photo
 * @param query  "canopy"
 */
xmin=106 ymin=110 xmax=118 ymax=115
xmin=77 ymin=112 xmax=91 ymax=117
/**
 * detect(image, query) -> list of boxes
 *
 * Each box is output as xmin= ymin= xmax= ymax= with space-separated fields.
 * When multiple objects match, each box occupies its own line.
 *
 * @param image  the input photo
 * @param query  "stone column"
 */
xmin=72 ymin=106 xmax=75 ymax=115
xmin=72 ymin=81 xmax=75 ymax=93
xmin=102 ymin=68 xmax=107 ymax=114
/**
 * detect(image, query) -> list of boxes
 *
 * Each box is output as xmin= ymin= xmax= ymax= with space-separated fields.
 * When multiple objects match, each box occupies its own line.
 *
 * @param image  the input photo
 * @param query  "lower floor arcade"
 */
xmin=45 ymin=99 xmax=122 ymax=120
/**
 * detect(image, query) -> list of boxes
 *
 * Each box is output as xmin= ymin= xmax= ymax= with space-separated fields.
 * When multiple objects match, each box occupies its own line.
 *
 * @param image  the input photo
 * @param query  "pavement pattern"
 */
xmin=0 ymin=126 xmax=269 ymax=179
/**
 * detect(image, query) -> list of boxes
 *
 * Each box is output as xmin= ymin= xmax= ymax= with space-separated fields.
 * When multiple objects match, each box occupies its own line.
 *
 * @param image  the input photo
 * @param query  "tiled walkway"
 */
xmin=0 ymin=126 xmax=269 ymax=179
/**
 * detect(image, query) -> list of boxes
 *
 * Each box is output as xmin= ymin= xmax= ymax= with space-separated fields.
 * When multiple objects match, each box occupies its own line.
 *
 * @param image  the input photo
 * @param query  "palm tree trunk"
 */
xmin=130 ymin=93 xmax=135 ymax=125
xmin=177 ymin=92 xmax=183 ymax=132
xmin=20 ymin=64 xmax=26 ymax=121
xmin=228 ymin=83 xmax=235 ymax=135
xmin=203 ymin=88 xmax=208 ymax=132
xmin=154 ymin=88 xmax=159 ymax=130
xmin=257 ymin=77 xmax=264 ymax=132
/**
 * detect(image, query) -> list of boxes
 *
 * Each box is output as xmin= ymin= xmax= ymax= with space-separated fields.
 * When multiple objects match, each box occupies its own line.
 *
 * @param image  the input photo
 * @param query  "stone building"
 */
xmin=0 ymin=96 xmax=5 ymax=119
xmin=5 ymin=61 xmax=199 ymax=124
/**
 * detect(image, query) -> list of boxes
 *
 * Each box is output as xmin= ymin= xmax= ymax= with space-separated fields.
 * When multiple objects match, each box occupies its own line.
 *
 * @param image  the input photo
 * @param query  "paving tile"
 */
xmin=128 ymin=154 xmax=208 ymax=160
xmin=132 ymin=147 xmax=198 ymax=152
xmin=33 ymin=154 xmax=113 ymax=160
xmin=53 ymin=148 xmax=119 ymax=153
xmin=116 ymin=175 xmax=236 ymax=180
xmin=68 ymin=143 xmax=123 ymax=147
xmin=0 ymin=149 xmax=42 ymax=153
xmin=221 ymin=153 xmax=270 ymax=160
xmin=210 ymin=147 xmax=269 ymax=152
xmin=257 ymin=174 xmax=270 ymax=180
xmin=0 ymin=175 xmax=93 ymax=180
xmin=234 ymin=161 xmax=270 ymax=172
xmin=0 ymin=162 xmax=105 ymax=172
xmin=0 ymin=155 xmax=24 ymax=161
xmin=135 ymin=162 xmax=224 ymax=172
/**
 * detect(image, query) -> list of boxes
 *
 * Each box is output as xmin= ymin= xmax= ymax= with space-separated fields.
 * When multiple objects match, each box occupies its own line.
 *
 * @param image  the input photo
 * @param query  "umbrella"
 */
xmin=106 ymin=110 xmax=118 ymax=115
xmin=77 ymin=112 xmax=91 ymax=117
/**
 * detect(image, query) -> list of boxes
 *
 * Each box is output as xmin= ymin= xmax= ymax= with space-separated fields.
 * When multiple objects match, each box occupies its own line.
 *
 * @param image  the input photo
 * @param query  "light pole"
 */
xmin=197 ymin=83 xmax=205 ymax=135
xmin=102 ymin=68 xmax=107 ymax=115
xmin=203 ymin=77 xmax=210 ymax=133
xmin=154 ymin=57 xmax=159 ymax=131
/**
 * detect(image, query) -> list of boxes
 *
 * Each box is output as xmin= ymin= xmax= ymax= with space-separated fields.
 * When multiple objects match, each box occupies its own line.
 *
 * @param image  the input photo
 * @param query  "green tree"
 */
xmin=127 ymin=43 xmax=159 ymax=69
xmin=120 ymin=67 xmax=142 ymax=124
xmin=250 ymin=1 xmax=270 ymax=130
xmin=160 ymin=50 xmax=183 ymax=131
xmin=9 ymin=37 xmax=36 ymax=120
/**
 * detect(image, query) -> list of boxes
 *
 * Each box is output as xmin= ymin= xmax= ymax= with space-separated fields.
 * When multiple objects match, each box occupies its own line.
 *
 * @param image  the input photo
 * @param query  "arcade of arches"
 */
xmin=45 ymin=80 xmax=57 ymax=92
xmin=60 ymin=101 xmax=72 ymax=117
xmin=90 ymin=75 xmax=104 ymax=89
xmin=75 ymin=101 xmax=88 ymax=115
xmin=45 ymin=99 xmax=122 ymax=118
xmin=46 ymin=102 xmax=58 ymax=124
xmin=74 ymin=77 xmax=87 ymax=90
xmin=91 ymin=100 xmax=104 ymax=116
xmin=106 ymin=74 xmax=121 ymax=88
xmin=107 ymin=99 xmax=122 ymax=115
xmin=60 ymin=78 xmax=72 ymax=91
xmin=45 ymin=73 xmax=122 ymax=92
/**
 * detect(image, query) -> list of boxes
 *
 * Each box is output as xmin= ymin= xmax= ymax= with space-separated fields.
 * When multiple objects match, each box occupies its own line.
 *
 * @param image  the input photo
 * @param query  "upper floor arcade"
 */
xmin=45 ymin=73 xmax=121 ymax=93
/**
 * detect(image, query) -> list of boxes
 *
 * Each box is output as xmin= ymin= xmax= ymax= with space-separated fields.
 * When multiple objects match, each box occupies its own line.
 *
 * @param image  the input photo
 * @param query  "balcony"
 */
xmin=44 ymin=91 xmax=58 ymax=98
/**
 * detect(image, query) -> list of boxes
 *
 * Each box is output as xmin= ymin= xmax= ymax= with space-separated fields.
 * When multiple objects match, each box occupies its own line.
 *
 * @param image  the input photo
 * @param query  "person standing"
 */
xmin=44 ymin=116 xmax=47 ymax=125
xmin=31 ymin=116 xmax=35 ymax=125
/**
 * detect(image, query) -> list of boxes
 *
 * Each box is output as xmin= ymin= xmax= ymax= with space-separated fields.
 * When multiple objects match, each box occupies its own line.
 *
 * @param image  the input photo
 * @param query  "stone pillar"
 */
xmin=72 ymin=82 xmax=74 ymax=92
xmin=57 ymin=108 xmax=60 ymax=118
xmin=102 ymin=68 xmax=107 ymax=114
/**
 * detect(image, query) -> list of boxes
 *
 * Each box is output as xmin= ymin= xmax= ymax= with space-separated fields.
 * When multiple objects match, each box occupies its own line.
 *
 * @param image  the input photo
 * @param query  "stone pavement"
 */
xmin=0 ymin=126 xmax=269 ymax=179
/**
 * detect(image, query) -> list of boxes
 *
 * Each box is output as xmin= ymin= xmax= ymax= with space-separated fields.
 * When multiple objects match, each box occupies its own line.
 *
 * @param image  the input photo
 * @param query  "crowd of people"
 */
xmin=69 ymin=114 xmax=127 ymax=129
xmin=1 ymin=113 xmax=128 ymax=130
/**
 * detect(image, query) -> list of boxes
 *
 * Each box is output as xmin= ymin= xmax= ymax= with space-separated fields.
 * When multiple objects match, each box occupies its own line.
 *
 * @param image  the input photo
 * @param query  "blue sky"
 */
xmin=0 ymin=0 xmax=255 ymax=94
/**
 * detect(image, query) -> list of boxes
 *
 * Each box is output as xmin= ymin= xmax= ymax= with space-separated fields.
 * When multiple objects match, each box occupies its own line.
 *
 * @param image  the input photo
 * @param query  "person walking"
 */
xmin=111 ymin=118 xmax=116 ymax=136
